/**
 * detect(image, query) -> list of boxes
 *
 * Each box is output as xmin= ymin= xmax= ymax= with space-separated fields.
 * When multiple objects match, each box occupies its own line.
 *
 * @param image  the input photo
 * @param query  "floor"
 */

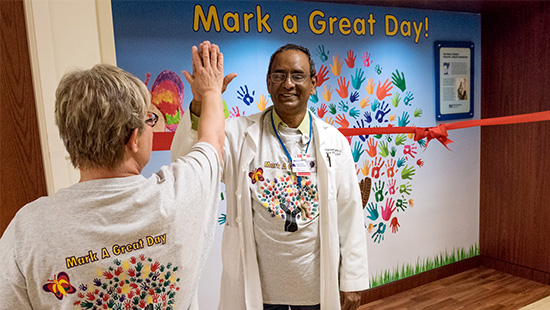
xmin=359 ymin=267 xmax=550 ymax=310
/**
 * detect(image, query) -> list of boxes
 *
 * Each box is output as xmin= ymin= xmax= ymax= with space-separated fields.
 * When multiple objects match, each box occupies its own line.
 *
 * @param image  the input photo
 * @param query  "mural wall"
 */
xmin=112 ymin=1 xmax=481 ymax=307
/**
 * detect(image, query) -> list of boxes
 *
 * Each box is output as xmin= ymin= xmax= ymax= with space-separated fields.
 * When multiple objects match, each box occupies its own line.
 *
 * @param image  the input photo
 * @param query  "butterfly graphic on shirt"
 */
xmin=42 ymin=271 xmax=76 ymax=300
xmin=248 ymin=167 xmax=265 ymax=184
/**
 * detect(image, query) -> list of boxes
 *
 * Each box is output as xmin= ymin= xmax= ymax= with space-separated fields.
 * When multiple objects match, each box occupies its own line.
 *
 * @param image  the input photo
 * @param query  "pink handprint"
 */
xmin=230 ymin=106 xmax=245 ymax=118
xmin=390 ymin=217 xmax=400 ymax=233
xmin=388 ymin=179 xmax=397 ymax=195
xmin=381 ymin=198 xmax=396 ymax=221
xmin=362 ymin=51 xmax=373 ymax=67
xmin=371 ymin=157 xmax=384 ymax=179
xmin=386 ymin=158 xmax=396 ymax=178
xmin=345 ymin=50 xmax=356 ymax=68
xmin=336 ymin=76 xmax=349 ymax=99
xmin=335 ymin=114 xmax=349 ymax=128
xmin=403 ymin=144 xmax=417 ymax=159
xmin=316 ymin=65 xmax=329 ymax=87
xmin=366 ymin=138 xmax=378 ymax=158
xmin=317 ymin=103 xmax=328 ymax=118
xmin=376 ymin=79 xmax=393 ymax=100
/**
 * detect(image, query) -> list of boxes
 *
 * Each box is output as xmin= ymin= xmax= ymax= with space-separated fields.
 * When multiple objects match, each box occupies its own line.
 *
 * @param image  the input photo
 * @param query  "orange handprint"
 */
xmin=336 ymin=76 xmax=349 ymax=99
xmin=376 ymin=78 xmax=393 ymax=100
xmin=330 ymin=55 xmax=343 ymax=76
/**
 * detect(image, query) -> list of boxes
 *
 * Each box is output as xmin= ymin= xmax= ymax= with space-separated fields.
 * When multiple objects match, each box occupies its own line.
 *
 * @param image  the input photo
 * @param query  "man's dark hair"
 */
xmin=267 ymin=44 xmax=316 ymax=77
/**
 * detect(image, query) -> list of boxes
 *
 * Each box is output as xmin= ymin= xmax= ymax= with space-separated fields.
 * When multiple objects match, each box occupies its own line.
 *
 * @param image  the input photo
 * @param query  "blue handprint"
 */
xmin=375 ymin=101 xmax=390 ymax=123
xmin=398 ymin=111 xmax=410 ymax=127
xmin=349 ymin=91 xmax=360 ymax=103
xmin=403 ymin=91 xmax=414 ymax=106
xmin=364 ymin=111 xmax=373 ymax=123
xmin=316 ymin=45 xmax=329 ymax=62
xmin=372 ymin=222 xmax=386 ymax=243
xmin=349 ymin=107 xmax=360 ymax=119
xmin=354 ymin=120 xmax=370 ymax=141
xmin=371 ymin=99 xmax=379 ymax=112
xmin=366 ymin=202 xmax=379 ymax=221
xmin=310 ymin=91 xmax=319 ymax=103
xmin=237 ymin=85 xmax=255 ymax=106
xmin=351 ymin=68 xmax=366 ymax=90
xmin=396 ymin=157 xmax=406 ymax=168
xmin=352 ymin=141 xmax=364 ymax=162
xmin=338 ymin=100 xmax=349 ymax=112
xmin=417 ymin=138 xmax=426 ymax=148
xmin=218 ymin=213 xmax=227 ymax=225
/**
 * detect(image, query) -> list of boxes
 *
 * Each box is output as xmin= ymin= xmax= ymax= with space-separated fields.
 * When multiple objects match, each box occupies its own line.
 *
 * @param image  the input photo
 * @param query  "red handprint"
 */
xmin=366 ymin=138 xmax=378 ymax=157
xmin=345 ymin=50 xmax=356 ymax=68
xmin=403 ymin=144 xmax=417 ymax=159
xmin=317 ymin=103 xmax=328 ymax=118
xmin=388 ymin=179 xmax=397 ymax=195
xmin=230 ymin=106 xmax=245 ymax=118
xmin=390 ymin=217 xmax=400 ymax=233
xmin=381 ymin=197 xmax=396 ymax=221
xmin=376 ymin=78 xmax=393 ymax=100
xmin=371 ymin=157 xmax=384 ymax=179
xmin=316 ymin=65 xmax=329 ymax=87
xmin=386 ymin=158 xmax=396 ymax=178
xmin=335 ymin=113 xmax=349 ymax=128
xmin=336 ymin=76 xmax=349 ymax=99
xmin=417 ymin=158 xmax=424 ymax=167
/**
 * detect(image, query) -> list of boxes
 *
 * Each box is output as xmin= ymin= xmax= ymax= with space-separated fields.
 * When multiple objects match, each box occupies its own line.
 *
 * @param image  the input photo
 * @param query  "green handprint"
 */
xmin=373 ymin=180 xmax=387 ymax=202
xmin=401 ymin=165 xmax=416 ymax=180
xmin=398 ymin=111 xmax=410 ymax=127
xmin=366 ymin=202 xmax=379 ymax=221
xmin=391 ymin=69 xmax=406 ymax=91
xmin=374 ymin=64 xmax=382 ymax=75
xmin=309 ymin=106 xmax=316 ymax=114
xmin=396 ymin=157 xmax=406 ymax=168
xmin=352 ymin=141 xmax=364 ymax=162
xmin=399 ymin=182 xmax=412 ymax=195
xmin=414 ymin=108 xmax=423 ymax=117
xmin=378 ymin=141 xmax=390 ymax=158
xmin=329 ymin=103 xmax=337 ymax=115
xmin=390 ymin=146 xmax=397 ymax=157
xmin=396 ymin=198 xmax=408 ymax=212
xmin=351 ymin=68 xmax=366 ymax=90
xmin=395 ymin=134 xmax=407 ymax=146
xmin=391 ymin=93 xmax=401 ymax=108
xmin=385 ymin=134 xmax=392 ymax=143
xmin=316 ymin=45 xmax=329 ymax=62
xmin=374 ymin=132 xmax=382 ymax=139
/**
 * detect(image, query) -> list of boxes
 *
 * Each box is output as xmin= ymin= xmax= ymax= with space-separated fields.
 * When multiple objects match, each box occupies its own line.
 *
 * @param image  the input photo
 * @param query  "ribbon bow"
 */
xmin=414 ymin=124 xmax=453 ymax=150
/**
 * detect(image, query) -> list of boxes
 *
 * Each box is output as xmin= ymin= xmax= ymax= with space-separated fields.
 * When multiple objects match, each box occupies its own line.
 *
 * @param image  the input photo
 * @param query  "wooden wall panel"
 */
xmin=480 ymin=2 xmax=550 ymax=276
xmin=0 ymin=0 xmax=47 ymax=236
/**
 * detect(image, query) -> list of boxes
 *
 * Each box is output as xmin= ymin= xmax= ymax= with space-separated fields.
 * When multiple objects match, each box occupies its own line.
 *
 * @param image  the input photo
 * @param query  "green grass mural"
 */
xmin=370 ymin=244 xmax=479 ymax=287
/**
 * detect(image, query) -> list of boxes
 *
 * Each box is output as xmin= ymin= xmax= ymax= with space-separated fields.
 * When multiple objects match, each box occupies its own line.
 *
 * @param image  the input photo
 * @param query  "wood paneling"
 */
xmin=0 ymin=0 xmax=47 ymax=236
xmin=480 ymin=1 xmax=550 ymax=276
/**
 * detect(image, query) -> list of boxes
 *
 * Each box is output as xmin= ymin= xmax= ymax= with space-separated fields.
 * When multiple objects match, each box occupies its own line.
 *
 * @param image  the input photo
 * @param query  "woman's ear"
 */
xmin=126 ymin=128 xmax=140 ymax=153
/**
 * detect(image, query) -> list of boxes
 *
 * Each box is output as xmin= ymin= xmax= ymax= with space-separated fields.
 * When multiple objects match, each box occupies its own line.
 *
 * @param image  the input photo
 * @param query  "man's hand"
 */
xmin=340 ymin=291 xmax=362 ymax=310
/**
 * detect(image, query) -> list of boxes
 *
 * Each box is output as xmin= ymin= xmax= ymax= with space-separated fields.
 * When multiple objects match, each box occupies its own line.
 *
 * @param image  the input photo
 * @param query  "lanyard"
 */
xmin=270 ymin=110 xmax=313 ymax=188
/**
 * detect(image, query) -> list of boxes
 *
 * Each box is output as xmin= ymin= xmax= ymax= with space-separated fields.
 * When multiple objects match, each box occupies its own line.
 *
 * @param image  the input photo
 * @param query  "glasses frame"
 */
xmin=269 ymin=72 xmax=311 ymax=84
xmin=124 ymin=112 xmax=159 ymax=144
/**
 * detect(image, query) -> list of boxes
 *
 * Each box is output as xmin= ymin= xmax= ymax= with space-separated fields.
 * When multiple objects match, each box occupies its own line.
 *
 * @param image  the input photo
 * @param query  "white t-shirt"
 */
xmin=0 ymin=142 xmax=220 ymax=310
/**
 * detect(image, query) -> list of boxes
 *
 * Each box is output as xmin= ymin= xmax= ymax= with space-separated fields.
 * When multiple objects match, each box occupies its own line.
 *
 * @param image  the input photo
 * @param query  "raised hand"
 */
xmin=376 ymin=79 xmax=393 ymax=100
xmin=373 ymin=180 xmax=387 ymax=202
xmin=316 ymin=65 xmax=329 ymax=87
xmin=360 ymin=160 xmax=371 ymax=176
xmin=328 ymin=103 xmax=337 ymax=115
xmin=403 ymin=91 xmax=414 ymax=105
xmin=403 ymin=144 xmax=417 ymax=159
xmin=336 ymin=76 xmax=350 ymax=99
xmin=390 ymin=217 xmax=400 ymax=233
xmin=401 ymin=165 xmax=416 ymax=180
xmin=338 ymin=100 xmax=349 ymax=112
xmin=366 ymin=202 xmax=379 ymax=221
xmin=392 ymin=93 xmax=401 ymax=108
xmin=371 ymin=157 xmax=384 ymax=179
xmin=359 ymin=177 xmax=372 ymax=206
xmin=362 ymin=51 xmax=373 ymax=67
xmin=414 ymin=108 xmax=423 ymax=117
xmin=391 ymin=69 xmax=406 ymax=91
xmin=366 ymin=138 xmax=378 ymax=157
xmin=345 ymin=50 xmax=356 ymax=68
xmin=350 ymin=91 xmax=360 ymax=103
xmin=386 ymin=158 xmax=396 ymax=178
xmin=316 ymin=45 xmax=329 ymax=62
xmin=351 ymin=68 xmax=366 ymax=90
xmin=360 ymin=96 xmax=370 ymax=109
xmin=230 ymin=106 xmax=245 ymax=118
xmin=372 ymin=222 xmax=386 ymax=243
xmin=322 ymin=85 xmax=333 ymax=101
xmin=237 ymin=85 xmax=255 ymax=106
xmin=365 ymin=78 xmax=375 ymax=95
xmin=378 ymin=141 xmax=390 ymax=158
xmin=398 ymin=111 xmax=410 ymax=127
xmin=330 ymin=54 xmax=343 ymax=76
xmin=381 ymin=198 xmax=396 ymax=221
xmin=399 ymin=182 xmax=412 ymax=195
xmin=317 ymin=103 xmax=328 ymax=118
xmin=335 ymin=113 xmax=349 ymax=128
xmin=352 ymin=141 xmax=364 ymax=162
xmin=257 ymin=94 xmax=269 ymax=111
xmin=349 ymin=107 xmax=360 ymax=119
xmin=374 ymin=64 xmax=382 ymax=75
xmin=375 ymin=101 xmax=390 ymax=123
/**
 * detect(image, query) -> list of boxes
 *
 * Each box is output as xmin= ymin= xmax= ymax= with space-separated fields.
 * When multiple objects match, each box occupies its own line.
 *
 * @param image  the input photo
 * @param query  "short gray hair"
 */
xmin=55 ymin=64 xmax=150 ymax=169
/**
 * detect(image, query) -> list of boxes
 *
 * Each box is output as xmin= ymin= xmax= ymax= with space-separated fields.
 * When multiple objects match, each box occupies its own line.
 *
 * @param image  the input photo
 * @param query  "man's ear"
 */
xmin=126 ymin=128 xmax=140 ymax=153
xmin=310 ymin=75 xmax=318 ymax=95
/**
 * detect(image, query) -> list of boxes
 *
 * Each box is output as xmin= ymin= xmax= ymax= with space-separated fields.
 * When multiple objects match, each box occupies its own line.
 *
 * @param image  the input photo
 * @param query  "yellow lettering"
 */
xmin=66 ymin=256 xmax=78 ymax=269
xmin=113 ymin=244 xmax=122 ymax=255
xmin=328 ymin=16 xmax=337 ymax=34
xmin=102 ymin=247 xmax=110 ymax=259
xmin=283 ymin=14 xmax=298 ymax=34
xmin=309 ymin=10 xmax=326 ymax=35
xmin=223 ymin=12 xmax=239 ymax=32
xmin=413 ymin=20 xmax=423 ymax=43
xmin=385 ymin=15 xmax=398 ymax=36
xmin=243 ymin=12 xmax=254 ymax=32
xmin=339 ymin=17 xmax=351 ymax=35
xmin=147 ymin=236 xmax=155 ymax=246
xmin=256 ymin=5 xmax=271 ymax=33
xmin=353 ymin=18 xmax=366 ymax=36
xmin=367 ymin=14 xmax=376 ymax=35
xmin=400 ymin=20 xmax=411 ymax=37
xmin=193 ymin=4 xmax=221 ymax=32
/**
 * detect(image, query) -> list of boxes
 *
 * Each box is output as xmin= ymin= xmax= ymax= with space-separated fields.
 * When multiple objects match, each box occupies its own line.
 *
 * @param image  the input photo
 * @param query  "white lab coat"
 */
xmin=171 ymin=106 xmax=369 ymax=309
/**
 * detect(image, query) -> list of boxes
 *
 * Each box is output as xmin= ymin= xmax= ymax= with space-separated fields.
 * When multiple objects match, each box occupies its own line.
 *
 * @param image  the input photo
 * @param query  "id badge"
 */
xmin=292 ymin=154 xmax=311 ymax=176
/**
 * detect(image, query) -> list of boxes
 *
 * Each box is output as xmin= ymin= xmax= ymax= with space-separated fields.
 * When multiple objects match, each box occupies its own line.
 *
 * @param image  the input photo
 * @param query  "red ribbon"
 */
xmin=414 ymin=124 xmax=453 ymax=150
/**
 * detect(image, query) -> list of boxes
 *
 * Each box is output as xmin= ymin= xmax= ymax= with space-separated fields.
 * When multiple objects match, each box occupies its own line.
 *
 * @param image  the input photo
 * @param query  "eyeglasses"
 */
xmin=269 ymin=72 xmax=310 ymax=84
xmin=145 ymin=112 xmax=158 ymax=128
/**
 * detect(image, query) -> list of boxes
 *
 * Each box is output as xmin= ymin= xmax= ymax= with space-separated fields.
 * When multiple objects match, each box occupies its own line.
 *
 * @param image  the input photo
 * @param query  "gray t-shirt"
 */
xmin=0 ymin=142 xmax=220 ymax=310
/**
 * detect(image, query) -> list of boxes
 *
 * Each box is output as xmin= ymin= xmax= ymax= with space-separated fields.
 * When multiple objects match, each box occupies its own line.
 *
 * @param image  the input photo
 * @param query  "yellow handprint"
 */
xmin=360 ymin=96 xmax=370 ymax=109
xmin=409 ymin=199 xmax=415 ymax=207
xmin=389 ymin=114 xmax=396 ymax=122
xmin=367 ymin=223 xmax=375 ymax=233
xmin=365 ymin=78 xmax=375 ymax=95
xmin=322 ymin=85 xmax=333 ymax=102
xmin=330 ymin=55 xmax=343 ymax=76
xmin=360 ymin=159 xmax=371 ymax=176
xmin=324 ymin=116 xmax=334 ymax=125
xmin=408 ymin=124 xmax=415 ymax=139
xmin=257 ymin=94 xmax=269 ymax=111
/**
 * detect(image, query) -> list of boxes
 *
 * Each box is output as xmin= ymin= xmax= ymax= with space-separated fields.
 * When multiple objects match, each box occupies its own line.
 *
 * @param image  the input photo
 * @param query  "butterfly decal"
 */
xmin=249 ymin=167 xmax=265 ymax=184
xmin=42 ymin=271 xmax=76 ymax=300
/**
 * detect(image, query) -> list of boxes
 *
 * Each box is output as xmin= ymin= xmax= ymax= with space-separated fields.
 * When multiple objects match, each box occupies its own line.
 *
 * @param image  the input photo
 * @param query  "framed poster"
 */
xmin=435 ymin=41 xmax=474 ymax=120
